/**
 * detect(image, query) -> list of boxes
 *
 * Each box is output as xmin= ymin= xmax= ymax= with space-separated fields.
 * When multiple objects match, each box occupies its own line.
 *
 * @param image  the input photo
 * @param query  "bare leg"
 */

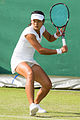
xmin=15 ymin=62 xmax=34 ymax=104
xmin=15 ymin=62 xmax=50 ymax=115
xmin=32 ymin=65 xmax=52 ymax=104
xmin=15 ymin=63 xmax=52 ymax=105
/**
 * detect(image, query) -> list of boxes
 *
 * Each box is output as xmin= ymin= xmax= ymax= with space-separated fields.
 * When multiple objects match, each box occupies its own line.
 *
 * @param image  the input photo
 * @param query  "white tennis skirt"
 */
xmin=11 ymin=56 xmax=39 ymax=74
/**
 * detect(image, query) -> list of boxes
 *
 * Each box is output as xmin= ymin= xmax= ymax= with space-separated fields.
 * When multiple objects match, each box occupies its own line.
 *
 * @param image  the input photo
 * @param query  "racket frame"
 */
xmin=50 ymin=3 xmax=70 ymax=46
xmin=50 ymin=3 xmax=70 ymax=28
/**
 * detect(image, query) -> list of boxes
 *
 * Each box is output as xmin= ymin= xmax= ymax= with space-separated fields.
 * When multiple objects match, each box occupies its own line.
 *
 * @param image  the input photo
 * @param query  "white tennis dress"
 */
xmin=11 ymin=25 xmax=45 ymax=74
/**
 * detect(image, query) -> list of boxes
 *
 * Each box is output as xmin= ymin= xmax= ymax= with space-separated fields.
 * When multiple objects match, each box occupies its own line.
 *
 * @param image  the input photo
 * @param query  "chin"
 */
xmin=34 ymin=27 xmax=40 ymax=30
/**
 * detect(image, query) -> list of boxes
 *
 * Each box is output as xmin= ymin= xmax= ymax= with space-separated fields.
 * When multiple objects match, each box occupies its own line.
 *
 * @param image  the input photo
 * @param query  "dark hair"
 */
xmin=28 ymin=10 xmax=45 ymax=26
xmin=31 ymin=10 xmax=45 ymax=18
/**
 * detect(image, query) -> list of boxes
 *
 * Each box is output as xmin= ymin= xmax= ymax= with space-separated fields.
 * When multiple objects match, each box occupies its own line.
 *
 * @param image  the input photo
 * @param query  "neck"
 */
xmin=34 ymin=29 xmax=40 ymax=34
xmin=34 ymin=29 xmax=41 ymax=38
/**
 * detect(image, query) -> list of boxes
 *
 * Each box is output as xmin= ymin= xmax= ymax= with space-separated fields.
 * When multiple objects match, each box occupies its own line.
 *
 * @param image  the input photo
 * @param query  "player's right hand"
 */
xmin=61 ymin=45 xmax=68 ymax=53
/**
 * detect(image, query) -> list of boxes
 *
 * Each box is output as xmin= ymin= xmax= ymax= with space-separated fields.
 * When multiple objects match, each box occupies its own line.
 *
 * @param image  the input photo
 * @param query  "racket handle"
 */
xmin=62 ymin=36 xmax=66 ymax=46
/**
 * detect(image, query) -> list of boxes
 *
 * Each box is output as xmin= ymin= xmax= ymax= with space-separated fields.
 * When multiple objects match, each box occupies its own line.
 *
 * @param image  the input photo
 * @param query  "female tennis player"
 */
xmin=11 ymin=10 xmax=68 ymax=116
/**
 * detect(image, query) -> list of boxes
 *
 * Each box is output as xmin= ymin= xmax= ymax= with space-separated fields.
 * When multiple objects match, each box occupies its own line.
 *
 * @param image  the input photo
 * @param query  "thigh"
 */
xmin=32 ymin=65 xmax=52 ymax=88
xmin=15 ymin=62 xmax=33 ymax=78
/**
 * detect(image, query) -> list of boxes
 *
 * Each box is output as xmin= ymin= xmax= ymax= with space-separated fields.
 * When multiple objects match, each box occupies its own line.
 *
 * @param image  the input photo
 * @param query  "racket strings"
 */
xmin=50 ymin=4 xmax=69 ymax=27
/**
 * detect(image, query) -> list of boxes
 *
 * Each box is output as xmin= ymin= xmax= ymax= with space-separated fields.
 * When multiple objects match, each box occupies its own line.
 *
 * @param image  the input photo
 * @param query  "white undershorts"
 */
xmin=11 ymin=58 xmax=39 ymax=74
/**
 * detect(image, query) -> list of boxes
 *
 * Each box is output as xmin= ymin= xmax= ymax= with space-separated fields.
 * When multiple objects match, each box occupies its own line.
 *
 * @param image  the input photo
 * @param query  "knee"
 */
xmin=48 ymin=81 xmax=52 ymax=89
xmin=24 ymin=68 xmax=33 ymax=80
xmin=45 ymin=81 xmax=52 ymax=90
xmin=27 ymin=71 xmax=34 ymax=82
xmin=27 ymin=69 xmax=33 ymax=77
xmin=25 ymin=70 xmax=34 ymax=86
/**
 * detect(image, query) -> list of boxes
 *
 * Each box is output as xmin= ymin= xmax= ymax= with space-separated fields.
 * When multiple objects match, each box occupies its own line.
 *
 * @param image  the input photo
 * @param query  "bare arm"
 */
xmin=43 ymin=29 xmax=57 ymax=42
xmin=43 ymin=27 xmax=65 ymax=42
xmin=25 ymin=34 xmax=68 ymax=55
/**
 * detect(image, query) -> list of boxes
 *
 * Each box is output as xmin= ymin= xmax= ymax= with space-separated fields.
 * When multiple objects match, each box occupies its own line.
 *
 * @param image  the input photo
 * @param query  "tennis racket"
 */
xmin=50 ymin=3 xmax=70 ymax=46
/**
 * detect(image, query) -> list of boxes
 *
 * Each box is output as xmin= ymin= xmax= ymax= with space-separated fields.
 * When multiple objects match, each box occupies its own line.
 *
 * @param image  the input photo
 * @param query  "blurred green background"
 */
xmin=0 ymin=0 xmax=79 ymax=77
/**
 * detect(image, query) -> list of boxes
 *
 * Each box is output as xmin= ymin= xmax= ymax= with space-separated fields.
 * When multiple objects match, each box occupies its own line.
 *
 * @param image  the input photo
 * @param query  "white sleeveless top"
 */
xmin=11 ymin=25 xmax=45 ymax=73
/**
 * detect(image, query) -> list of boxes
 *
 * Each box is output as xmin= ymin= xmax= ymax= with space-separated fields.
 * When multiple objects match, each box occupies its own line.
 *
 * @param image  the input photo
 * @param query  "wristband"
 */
xmin=54 ymin=33 xmax=59 ymax=39
xmin=56 ymin=49 xmax=62 ymax=54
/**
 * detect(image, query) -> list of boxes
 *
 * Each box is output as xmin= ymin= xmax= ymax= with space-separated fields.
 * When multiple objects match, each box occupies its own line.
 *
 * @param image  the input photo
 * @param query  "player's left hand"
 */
xmin=56 ymin=27 xmax=66 ymax=37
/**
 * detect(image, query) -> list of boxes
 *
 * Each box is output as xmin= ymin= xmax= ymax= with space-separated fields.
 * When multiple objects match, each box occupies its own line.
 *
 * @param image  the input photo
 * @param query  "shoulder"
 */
xmin=22 ymin=25 xmax=37 ymax=36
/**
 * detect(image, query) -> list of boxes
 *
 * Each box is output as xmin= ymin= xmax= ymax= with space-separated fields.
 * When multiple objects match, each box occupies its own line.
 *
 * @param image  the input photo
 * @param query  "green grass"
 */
xmin=0 ymin=87 xmax=80 ymax=120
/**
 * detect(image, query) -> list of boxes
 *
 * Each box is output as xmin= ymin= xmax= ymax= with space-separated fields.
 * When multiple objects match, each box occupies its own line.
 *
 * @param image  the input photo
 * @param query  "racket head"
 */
xmin=50 ymin=3 xmax=70 ymax=28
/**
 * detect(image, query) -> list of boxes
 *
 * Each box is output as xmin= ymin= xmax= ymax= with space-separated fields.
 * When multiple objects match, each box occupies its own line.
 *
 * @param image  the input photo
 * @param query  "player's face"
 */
xmin=31 ymin=19 xmax=44 ymax=31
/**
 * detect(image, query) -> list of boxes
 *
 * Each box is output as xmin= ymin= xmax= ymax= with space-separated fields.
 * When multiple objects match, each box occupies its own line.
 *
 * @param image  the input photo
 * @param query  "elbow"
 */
xmin=37 ymin=48 xmax=44 ymax=55
xmin=38 ymin=50 xmax=43 ymax=55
